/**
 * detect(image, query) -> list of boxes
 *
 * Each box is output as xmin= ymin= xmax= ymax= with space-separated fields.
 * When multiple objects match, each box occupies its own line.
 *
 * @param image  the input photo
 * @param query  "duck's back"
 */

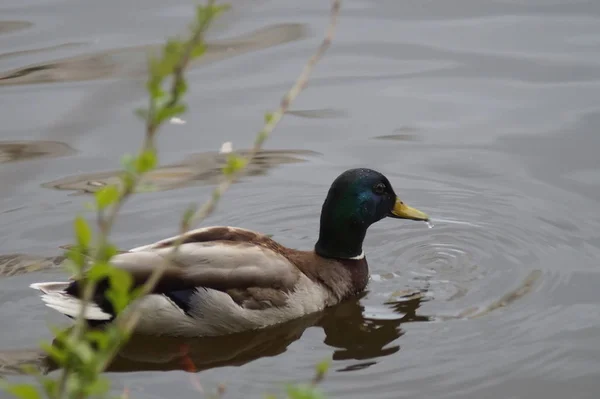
xmin=30 ymin=226 xmax=352 ymax=337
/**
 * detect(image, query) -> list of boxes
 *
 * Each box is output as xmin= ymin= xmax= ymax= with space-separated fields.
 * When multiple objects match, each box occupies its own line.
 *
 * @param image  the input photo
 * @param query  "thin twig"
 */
xmin=55 ymin=4 xmax=225 ymax=395
xmin=98 ymin=0 xmax=342 ymax=369
xmin=189 ymin=0 xmax=341 ymax=226
xmin=56 ymin=189 xmax=136 ymax=397
xmin=149 ymin=0 xmax=341 ymax=290
xmin=167 ymin=0 xmax=217 ymax=110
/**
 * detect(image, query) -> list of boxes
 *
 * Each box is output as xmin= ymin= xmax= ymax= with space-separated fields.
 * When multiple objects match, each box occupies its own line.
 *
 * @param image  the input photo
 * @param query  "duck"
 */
xmin=29 ymin=168 xmax=429 ymax=337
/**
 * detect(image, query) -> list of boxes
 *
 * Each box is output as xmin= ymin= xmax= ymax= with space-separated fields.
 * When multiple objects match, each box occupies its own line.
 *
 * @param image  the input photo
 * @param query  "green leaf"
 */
xmin=65 ymin=374 xmax=85 ymax=397
xmin=174 ymin=78 xmax=188 ymax=98
xmin=286 ymin=385 xmax=325 ymax=399
xmin=103 ymin=323 xmax=129 ymax=346
xmin=95 ymin=184 xmax=120 ymax=210
xmin=87 ymin=378 xmax=110 ymax=396
xmin=106 ymin=291 xmax=131 ymax=315
xmin=69 ymin=340 xmax=95 ymax=365
xmin=315 ymin=359 xmax=331 ymax=376
xmin=85 ymin=330 xmax=110 ymax=351
xmin=264 ymin=112 xmax=274 ymax=124
xmin=66 ymin=249 xmax=86 ymax=271
xmin=48 ymin=325 xmax=69 ymax=342
xmin=39 ymin=341 xmax=67 ymax=366
xmin=98 ymin=243 xmax=120 ymax=263
xmin=162 ymin=39 xmax=185 ymax=72
xmin=108 ymin=267 xmax=134 ymax=295
xmin=86 ymin=263 xmax=133 ymax=313
xmin=120 ymin=172 xmax=136 ymax=193
xmin=64 ymin=243 xmax=84 ymax=257
xmin=222 ymin=154 xmax=247 ymax=176
xmin=74 ymin=216 xmax=92 ymax=248
xmin=154 ymin=103 xmax=187 ymax=125
xmin=134 ymin=148 xmax=158 ymax=174
xmin=197 ymin=4 xmax=231 ymax=23
xmin=39 ymin=378 xmax=57 ymax=399
xmin=86 ymin=262 xmax=113 ymax=282
xmin=106 ymin=268 xmax=134 ymax=314
xmin=0 ymin=383 xmax=41 ymax=399
xmin=147 ymin=57 xmax=167 ymax=98
xmin=191 ymin=42 xmax=206 ymax=59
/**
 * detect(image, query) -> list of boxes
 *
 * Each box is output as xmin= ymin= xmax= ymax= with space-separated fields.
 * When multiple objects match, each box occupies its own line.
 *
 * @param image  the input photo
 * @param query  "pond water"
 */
xmin=1 ymin=0 xmax=600 ymax=398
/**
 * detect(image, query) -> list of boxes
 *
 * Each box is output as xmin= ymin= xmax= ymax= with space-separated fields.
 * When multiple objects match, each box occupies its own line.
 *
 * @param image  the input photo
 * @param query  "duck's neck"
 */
xmin=314 ymin=217 xmax=367 ymax=260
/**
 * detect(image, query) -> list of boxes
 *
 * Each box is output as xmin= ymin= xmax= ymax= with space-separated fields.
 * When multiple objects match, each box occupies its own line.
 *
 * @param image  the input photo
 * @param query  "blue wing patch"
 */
xmin=163 ymin=288 xmax=197 ymax=316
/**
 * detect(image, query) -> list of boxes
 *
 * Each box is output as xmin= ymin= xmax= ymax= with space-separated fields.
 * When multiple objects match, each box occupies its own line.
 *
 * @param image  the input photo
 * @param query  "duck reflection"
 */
xmin=320 ymin=293 xmax=431 ymax=372
xmin=104 ymin=311 xmax=322 ymax=373
xmin=3 ymin=293 xmax=428 ymax=376
xmin=0 ymin=293 xmax=429 ymax=376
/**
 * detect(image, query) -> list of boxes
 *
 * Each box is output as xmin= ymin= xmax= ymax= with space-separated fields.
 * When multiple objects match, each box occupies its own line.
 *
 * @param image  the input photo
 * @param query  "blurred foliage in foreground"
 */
xmin=0 ymin=0 xmax=341 ymax=398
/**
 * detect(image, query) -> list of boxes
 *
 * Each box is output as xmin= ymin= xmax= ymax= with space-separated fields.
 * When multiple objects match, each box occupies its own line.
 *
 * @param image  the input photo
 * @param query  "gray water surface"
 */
xmin=1 ymin=0 xmax=600 ymax=398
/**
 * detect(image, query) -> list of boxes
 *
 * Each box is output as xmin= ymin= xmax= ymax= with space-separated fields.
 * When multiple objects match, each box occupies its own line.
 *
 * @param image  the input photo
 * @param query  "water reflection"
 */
xmin=41 ymin=148 xmax=319 ymax=195
xmin=321 ymin=294 xmax=430 ymax=370
xmin=0 ymin=21 xmax=32 ymax=35
xmin=0 ymin=253 xmax=65 ymax=278
xmin=0 ymin=294 xmax=428 ymax=376
xmin=0 ymin=140 xmax=75 ymax=164
xmin=0 ymin=23 xmax=306 ymax=86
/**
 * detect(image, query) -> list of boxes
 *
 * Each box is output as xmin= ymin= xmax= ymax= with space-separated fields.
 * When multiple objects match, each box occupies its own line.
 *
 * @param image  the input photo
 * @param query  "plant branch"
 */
xmin=167 ymin=0 xmax=216 ymax=109
xmin=97 ymin=0 xmax=342 ymax=369
xmin=52 ymin=3 xmax=226 ymax=398
xmin=189 ymin=0 xmax=341 ymax=226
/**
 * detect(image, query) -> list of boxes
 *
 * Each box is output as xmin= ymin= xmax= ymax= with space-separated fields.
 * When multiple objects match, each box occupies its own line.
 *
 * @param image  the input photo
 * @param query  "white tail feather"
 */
xmin=30 ymin=281 xmax=112 ymax=321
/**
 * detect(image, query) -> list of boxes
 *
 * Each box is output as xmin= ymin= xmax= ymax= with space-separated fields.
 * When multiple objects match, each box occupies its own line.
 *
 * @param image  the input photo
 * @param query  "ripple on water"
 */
xmin=4 ymin=157 xmax=599 ymax=398
xmin=317 ymin=163 xmax=600 ymax=398
xmin=368 ymin=173 xmax=596 ymax=308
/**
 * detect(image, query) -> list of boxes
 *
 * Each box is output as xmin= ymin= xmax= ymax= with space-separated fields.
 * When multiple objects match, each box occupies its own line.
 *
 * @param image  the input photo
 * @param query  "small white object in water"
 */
xmin=170 ymin=117 xmax=186 ymax=125
xmin=219 ymin=141 xmax=233 ymax=154
xmin=426 ymin=220 xmax=434 ymax=229
xmin=87 ymin=181 xmax=105 ymax=187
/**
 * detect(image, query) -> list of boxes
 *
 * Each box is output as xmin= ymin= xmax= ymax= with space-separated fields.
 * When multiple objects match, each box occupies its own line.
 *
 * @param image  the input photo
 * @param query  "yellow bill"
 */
xmin=390 ymin=198 xmax=429 ymax=221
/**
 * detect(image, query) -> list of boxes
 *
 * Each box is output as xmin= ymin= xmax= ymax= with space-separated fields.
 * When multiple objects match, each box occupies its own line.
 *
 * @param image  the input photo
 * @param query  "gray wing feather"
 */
xmin=107 ymin=242 xmax=299 ymax=292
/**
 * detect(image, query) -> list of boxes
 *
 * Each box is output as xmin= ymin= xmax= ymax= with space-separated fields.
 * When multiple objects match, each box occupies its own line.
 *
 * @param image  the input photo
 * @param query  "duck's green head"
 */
xmin=315 ymin=168 xmax=429 ymax=260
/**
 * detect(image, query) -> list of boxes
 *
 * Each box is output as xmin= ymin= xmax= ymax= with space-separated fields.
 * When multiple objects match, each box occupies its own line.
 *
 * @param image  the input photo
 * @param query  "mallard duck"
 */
xmin=30 ymin=168 xmax=429 ymax=337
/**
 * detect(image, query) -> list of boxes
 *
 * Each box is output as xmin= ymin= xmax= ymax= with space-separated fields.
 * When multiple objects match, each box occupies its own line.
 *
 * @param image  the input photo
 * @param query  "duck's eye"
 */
xmin=373 ymin=183 xmax=386 ymax=195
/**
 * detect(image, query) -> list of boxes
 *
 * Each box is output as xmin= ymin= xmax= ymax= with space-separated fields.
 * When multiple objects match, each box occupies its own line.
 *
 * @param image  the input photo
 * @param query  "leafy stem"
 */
xmin=0 ymin=1 xmax=342 ymax=399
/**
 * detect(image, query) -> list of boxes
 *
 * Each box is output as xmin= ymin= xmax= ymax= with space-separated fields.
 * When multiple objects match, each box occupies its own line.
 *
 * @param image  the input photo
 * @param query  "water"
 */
xmin=1 ymin=0 xmax=600 ymax=398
